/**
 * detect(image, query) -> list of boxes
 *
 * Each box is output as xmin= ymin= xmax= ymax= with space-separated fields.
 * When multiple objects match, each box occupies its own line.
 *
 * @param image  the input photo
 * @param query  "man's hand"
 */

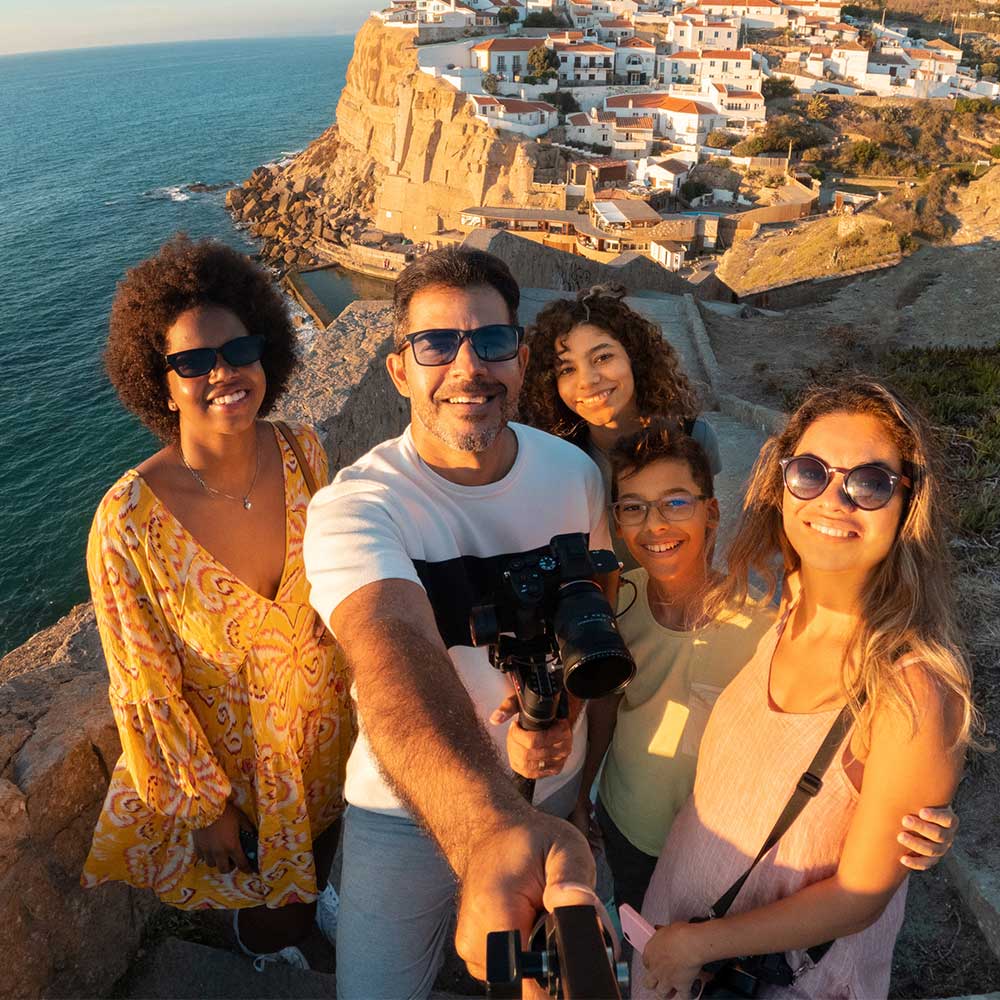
xmin=192 ymin=801 xmax=254 ymax=874
xmin=455 ymin=812 xmax=596 ymax=983
xmin=899 ymin=805 xmax=959 ymax=871
xmin=490 ymin=694 xmax=573 ymax=779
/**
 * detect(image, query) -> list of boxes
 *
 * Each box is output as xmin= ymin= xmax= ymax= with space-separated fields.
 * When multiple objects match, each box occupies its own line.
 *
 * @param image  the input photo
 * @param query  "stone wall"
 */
xmin=0 ymin=301 xmax=407 ymax=1000
xmin=462 ymin=228 xmax=702 ymax=297
xmin=0 ymin=605 xmax=160 ymax=1000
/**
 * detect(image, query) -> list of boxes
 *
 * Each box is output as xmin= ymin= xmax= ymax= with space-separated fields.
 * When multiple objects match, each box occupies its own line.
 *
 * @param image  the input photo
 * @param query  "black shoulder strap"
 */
xmin=709 ymin=703 xmax=855 ymax=921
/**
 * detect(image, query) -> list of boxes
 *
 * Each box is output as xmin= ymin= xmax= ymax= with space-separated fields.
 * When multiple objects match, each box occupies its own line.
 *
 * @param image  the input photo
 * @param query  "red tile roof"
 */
xmin=619 ymin=37 xmax=655 ymax=48
xmin=472 ymin=37 xmax=539 ymax=51
xmin=701 ymin=48 xmax=752 ymax=59
xmin=606 ymin=93 xmax=719 ymax=115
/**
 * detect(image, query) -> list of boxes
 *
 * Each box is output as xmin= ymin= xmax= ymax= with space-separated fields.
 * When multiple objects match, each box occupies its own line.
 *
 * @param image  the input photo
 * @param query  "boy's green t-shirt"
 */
xmin=599 ymin=567 xmax=775 ymax=857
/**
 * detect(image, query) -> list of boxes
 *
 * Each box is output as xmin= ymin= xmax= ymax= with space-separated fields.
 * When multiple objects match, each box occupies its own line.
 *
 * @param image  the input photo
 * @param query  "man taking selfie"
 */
xmin=304 ymin=248 xmax=606 ymax=998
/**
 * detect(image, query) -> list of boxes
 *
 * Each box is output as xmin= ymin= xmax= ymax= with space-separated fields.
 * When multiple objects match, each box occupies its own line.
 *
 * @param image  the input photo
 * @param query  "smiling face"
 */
xmin=782 ymin=411 xmax=906 ymax=581
xmin=616 ymin=458 xmax=718 ymax=595
xmin=164 ymin=305 xmax=265 ymax=437
xmin=554 ymin=323 xmax=638 ymax=431
xmin=385 ymin=283 xmax=527 ymax=460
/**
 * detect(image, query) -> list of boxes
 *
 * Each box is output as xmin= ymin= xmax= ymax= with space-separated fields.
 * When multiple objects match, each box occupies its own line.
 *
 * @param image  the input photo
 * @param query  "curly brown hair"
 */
xmin=104 ymin=234 xmax=297 ymax=442
xmin=521 ymin=285 xmax=700 ymax=446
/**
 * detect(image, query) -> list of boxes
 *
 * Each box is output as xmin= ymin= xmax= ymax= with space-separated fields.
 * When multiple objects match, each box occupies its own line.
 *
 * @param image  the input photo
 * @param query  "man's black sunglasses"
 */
xmin=399 ymin=324 xmax=524 ymax=366
xmin=164 ymin=335 xmax=266 ymax=378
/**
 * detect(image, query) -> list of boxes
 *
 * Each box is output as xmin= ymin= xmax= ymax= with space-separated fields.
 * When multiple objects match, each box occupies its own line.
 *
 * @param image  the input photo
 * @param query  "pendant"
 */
xmin=243 ymin=499 xmax=252 ymax=510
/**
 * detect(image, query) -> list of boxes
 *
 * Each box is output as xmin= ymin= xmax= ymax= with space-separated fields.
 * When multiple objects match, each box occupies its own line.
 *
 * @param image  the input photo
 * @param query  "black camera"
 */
xmin=470 ymin=533 xmax=636 ymax=741
xmin=691 ymin=917 xmax=794 ymax=997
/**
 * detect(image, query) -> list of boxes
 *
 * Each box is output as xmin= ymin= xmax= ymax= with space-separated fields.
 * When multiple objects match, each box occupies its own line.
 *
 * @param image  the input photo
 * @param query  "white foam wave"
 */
xmin=146 ymin=185 xmax=190 ymax=202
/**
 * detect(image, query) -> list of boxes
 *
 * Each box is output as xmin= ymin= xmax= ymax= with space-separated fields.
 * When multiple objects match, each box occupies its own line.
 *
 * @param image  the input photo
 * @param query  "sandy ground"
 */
xmin=704 ymin=241 xmax=1000 ymax=412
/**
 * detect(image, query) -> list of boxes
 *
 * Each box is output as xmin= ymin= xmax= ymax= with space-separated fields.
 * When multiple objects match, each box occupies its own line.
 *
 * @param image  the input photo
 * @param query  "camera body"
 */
xmin=470 ymin=533 xmax=635 ymax=732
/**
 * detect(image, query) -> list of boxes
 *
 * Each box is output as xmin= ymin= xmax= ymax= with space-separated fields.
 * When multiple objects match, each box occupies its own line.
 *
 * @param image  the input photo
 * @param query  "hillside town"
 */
xmin=363 ymin=0 xmax=1000 ymax=274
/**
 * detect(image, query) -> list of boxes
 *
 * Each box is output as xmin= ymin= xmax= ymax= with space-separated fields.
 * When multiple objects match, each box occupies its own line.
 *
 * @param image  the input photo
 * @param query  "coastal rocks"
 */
xmin=276 ymin=299 xmax=408 ymax=473
xmin=0 ymin=605 xmax=162 ymax=1000
xmin=226 ymin=17 xmax=570 ymax=278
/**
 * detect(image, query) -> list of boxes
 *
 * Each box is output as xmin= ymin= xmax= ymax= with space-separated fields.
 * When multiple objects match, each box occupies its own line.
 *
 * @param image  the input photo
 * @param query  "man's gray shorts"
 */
xmin=336 ymin=776 xmax=581 ymax=999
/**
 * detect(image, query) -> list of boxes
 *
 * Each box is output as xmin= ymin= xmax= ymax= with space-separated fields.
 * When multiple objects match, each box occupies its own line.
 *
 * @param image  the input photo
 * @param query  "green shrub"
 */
xmin=681 ymin=180 xmax=710 ymax=201
xmin=706 ymin=129 xmax=739 ymax=149
xmin=483 ymin=73 xmax=498 ymax=95
xmin=541 ymin=90 xmax=580 ymax=114
xmin=762 ymin=77 xmax=797 ymax=100
xmin=990 ymin=144 xmax=1000 ymax=159
xmin=497 ymin=5 xmax=518 ymax=24
xmin=524 ymin=11 xmax=564 ymax=26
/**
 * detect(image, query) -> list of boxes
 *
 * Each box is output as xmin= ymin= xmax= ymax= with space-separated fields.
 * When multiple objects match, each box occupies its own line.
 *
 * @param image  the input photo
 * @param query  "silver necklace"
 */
xmin=180 ymin=436 xmax=260 ymax=510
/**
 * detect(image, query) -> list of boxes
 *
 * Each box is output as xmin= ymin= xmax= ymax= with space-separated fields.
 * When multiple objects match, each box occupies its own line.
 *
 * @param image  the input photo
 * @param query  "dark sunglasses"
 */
xmin=164 ymin=334 xmax=266 ymax=378
xmin=399 ymin=324 xmax=523 ymax=367
xmin=780 ymin=455 xmax=912 ymax=511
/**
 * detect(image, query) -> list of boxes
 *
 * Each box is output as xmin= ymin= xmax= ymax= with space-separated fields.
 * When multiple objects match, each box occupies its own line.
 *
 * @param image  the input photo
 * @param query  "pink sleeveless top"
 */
xmin=635 ymin=612 xmax=907 ymax=1000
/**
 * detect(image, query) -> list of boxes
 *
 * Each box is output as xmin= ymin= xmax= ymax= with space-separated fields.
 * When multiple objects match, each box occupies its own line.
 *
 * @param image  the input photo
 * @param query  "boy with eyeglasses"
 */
xmin=572 ymin=422 xmax=958 ymax=923
xmin=303 ymin=248 xmax=608 ymax=998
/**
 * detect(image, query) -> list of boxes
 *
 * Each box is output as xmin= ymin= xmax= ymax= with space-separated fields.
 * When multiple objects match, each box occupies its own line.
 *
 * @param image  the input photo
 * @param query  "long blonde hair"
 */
xmin=714 ymin=377 xmax=980 ymax=751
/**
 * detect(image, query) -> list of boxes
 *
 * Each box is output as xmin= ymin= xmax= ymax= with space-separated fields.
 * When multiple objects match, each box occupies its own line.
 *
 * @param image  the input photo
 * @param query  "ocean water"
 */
xmin=0 ymin=36 xmax=373 ymax=657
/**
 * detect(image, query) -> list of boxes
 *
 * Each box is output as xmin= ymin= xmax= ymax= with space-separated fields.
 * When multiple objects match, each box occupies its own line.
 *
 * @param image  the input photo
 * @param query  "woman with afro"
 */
xmin=82 ymin=234 xmax=353 ymax=968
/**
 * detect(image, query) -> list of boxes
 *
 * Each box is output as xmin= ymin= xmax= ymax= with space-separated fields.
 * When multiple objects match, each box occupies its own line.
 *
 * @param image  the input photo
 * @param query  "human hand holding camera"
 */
xmin=491 ymin=693 xmax=574 ymax=779
xmin=455 ymin=810 xmax=597 ymax=988
xmin=192 ymin=800 xmax=256 ymax=874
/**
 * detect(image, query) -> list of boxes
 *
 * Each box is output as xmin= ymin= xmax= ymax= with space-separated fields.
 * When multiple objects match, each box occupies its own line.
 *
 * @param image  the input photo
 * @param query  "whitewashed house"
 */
xmin=470 ymin=37 xmax=540 ymax=77
xmin=615 ymin=37 xmax=657 ymax=84
xmin=469 ymin=95 xmax=559 ymax=136
xmin=550 ymin=39 xmax=616 ymax=83
xmin=638 ymin=156 xmax=692 ymax=194
xmin=650 ymin=239 xmax=687 ymax=270
xmin=605 ymin=92 xmax=725 ymax=145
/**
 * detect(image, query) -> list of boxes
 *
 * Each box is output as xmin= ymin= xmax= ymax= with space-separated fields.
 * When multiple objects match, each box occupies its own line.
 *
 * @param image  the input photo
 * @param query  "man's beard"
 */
xmin=412 ymin=381 xmax=520 ymax=454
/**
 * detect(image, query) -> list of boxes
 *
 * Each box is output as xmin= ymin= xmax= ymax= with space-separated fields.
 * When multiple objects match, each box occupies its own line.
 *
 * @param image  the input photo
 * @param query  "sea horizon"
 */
xmin=0 ymin=32 xmax=364 ymax=60
xmin=0 ymin=33 xmax=373 ymax=658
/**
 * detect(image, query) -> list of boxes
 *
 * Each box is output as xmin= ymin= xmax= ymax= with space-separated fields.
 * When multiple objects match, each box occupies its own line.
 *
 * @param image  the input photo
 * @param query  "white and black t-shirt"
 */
xmin=305 ymin=422 xmax=611 ymax=816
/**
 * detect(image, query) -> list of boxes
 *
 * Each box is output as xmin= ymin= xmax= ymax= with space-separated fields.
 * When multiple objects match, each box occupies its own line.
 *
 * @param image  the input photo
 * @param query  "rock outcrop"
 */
xmin=227 ymin=19 xmax=570 ymax=271
xmin=0 ymin=605 xmax=161 ymax=1000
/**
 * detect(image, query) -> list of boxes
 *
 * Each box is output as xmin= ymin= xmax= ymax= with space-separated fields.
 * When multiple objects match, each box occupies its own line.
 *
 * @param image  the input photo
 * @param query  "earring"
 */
xmin=168 ymin=399 xmax=178 ymax=411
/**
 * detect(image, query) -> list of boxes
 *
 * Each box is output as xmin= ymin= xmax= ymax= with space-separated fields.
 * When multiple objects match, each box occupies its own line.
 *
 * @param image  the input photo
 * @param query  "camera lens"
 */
xmin=552 ymin=581 xmax=635 ymax=699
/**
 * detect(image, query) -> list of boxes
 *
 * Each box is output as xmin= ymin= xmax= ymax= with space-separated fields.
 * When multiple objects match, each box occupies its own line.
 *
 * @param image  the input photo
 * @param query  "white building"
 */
xmin=469 ymin=95 xmax=559 ymax=136
xmin=605 ymin=92 xmax=725 ymax=145
xmin=615 ymin=36 xmax=658 ymax=84
xmin=566 ymin=111 xmax=613 ymax=147
xmin=692 ymin=0 xmax=786 ymax=28
xmin=658 ymin=47 xmax=759 ymax=89
xmin=597 ymin=18 xmax=636 ymax=44
xmin=828 ymin=40 xmax=870 ymax=82
xmin=550 ymin=39 xmax=616 ymax=83
xmin=666 ymin=14 xmax=741 ymax=52
xmin=470 ymin=37 xmax=541 ymax=77
xmin=650 ymin=239 xmax=687 ymax=270
xmin=638 ymin=156 xmax=692 ymax=194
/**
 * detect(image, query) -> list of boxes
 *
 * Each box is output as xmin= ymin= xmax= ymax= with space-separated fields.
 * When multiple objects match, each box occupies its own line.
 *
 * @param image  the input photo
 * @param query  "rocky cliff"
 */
xmin=227 ymin=19 xmax=570 ymax=270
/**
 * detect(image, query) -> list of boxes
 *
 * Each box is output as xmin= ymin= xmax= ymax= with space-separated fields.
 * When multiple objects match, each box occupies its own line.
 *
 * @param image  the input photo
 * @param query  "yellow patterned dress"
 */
xmin=82 ymin=421 xmax=354 ymax=910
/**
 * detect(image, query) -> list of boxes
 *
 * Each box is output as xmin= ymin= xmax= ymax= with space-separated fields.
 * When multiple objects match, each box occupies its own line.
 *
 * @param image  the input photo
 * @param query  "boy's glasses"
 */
xmin=780 ymin=455 xmax=911 ymax=511
xmin=611 ymin=492 xmax=707 ymax=526
xmin=164 ymin=335 xmax=266 ymax=378
xmin=400 ymin=324 xmax=523 ymax=366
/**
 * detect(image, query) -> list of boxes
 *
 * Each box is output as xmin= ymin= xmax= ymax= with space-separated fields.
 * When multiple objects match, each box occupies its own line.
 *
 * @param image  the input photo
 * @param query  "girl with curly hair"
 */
xmin=635 ymin=377 xmax=978 ymax=999
xmin=521 ymin=285 xmax=720 ymax=569
xmin=82 ymin=235 xmax=354 ymax=968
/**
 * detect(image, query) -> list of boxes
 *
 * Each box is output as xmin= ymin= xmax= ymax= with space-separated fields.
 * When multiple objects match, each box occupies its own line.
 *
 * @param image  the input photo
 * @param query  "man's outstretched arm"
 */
xmin=329 ymin=578 xmax=595 ymax=978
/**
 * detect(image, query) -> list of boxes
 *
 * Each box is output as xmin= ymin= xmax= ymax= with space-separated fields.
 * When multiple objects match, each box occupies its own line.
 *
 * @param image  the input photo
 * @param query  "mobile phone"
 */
xmin=238 ymin=826 xmax=260 ymax=873
xmin=619 ymin=904 xmax=655 ymax=955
